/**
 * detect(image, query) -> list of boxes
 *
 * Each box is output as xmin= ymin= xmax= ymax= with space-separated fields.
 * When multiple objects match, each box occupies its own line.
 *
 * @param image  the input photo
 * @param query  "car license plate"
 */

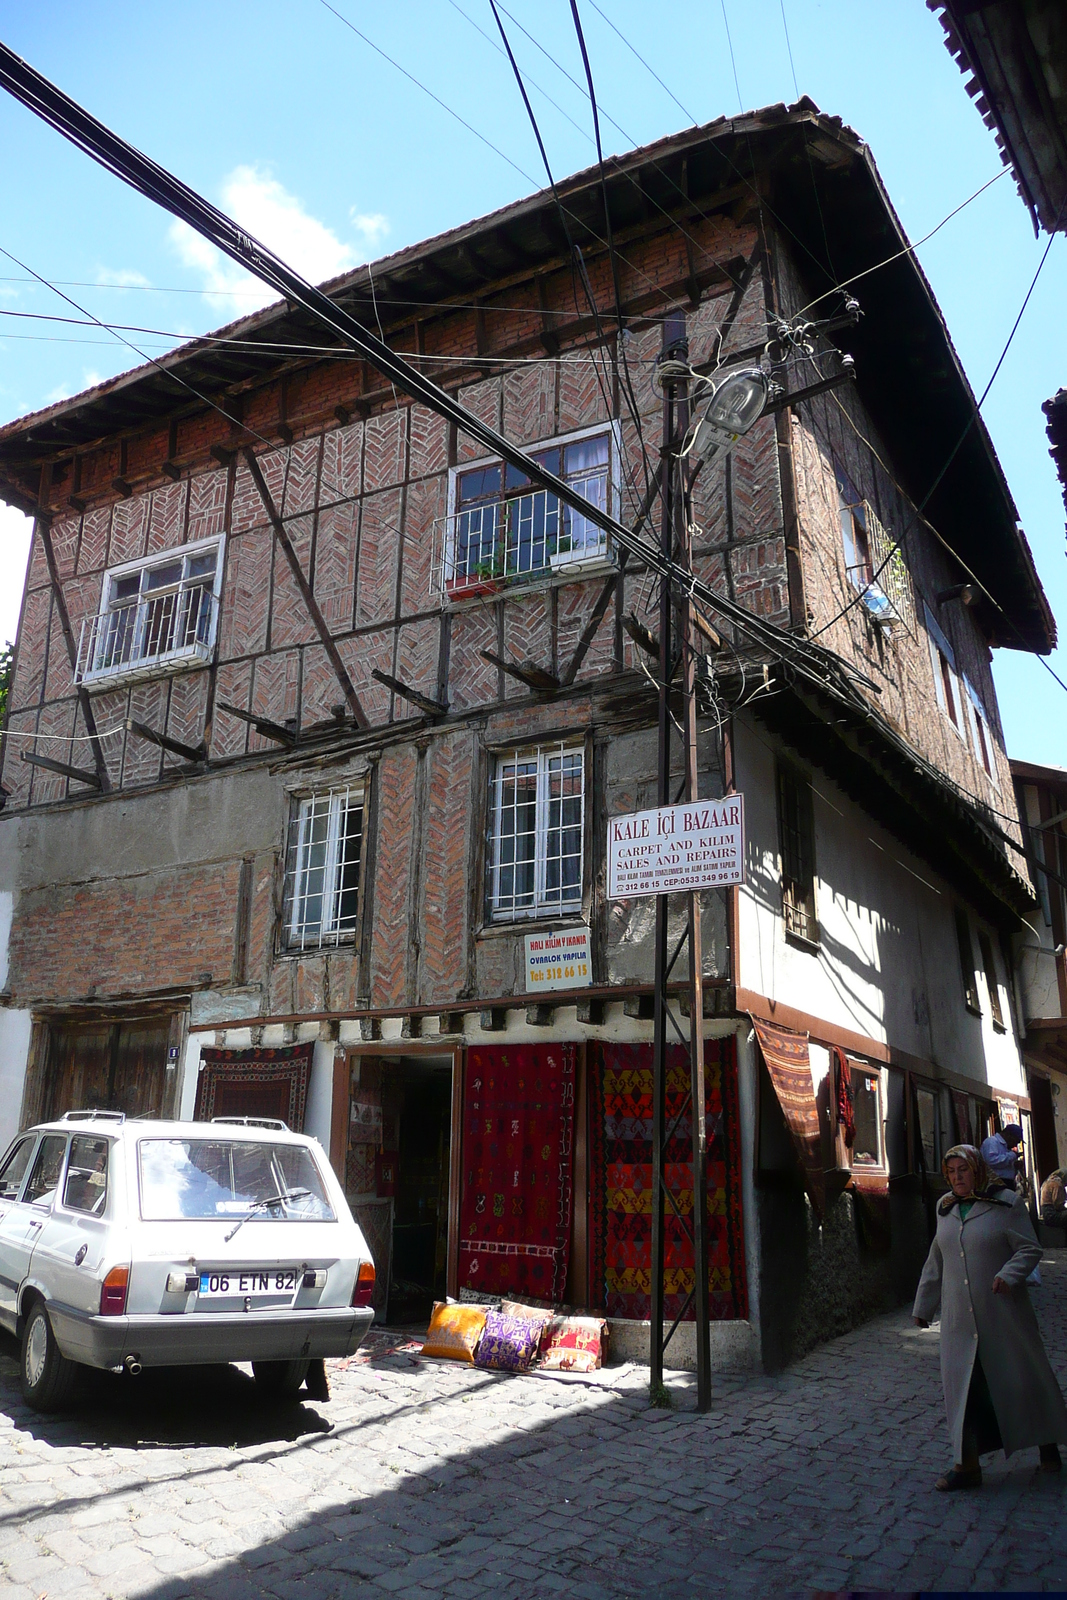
xmin=198 ymin=1269 xmax=299 ymax=1299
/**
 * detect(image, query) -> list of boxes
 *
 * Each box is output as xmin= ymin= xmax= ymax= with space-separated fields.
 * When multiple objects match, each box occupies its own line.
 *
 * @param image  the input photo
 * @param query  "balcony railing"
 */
xmin=75 ymin=586 xmax=218 ymax=687
xmin=431 ymin=481 xmax=611 ymax=600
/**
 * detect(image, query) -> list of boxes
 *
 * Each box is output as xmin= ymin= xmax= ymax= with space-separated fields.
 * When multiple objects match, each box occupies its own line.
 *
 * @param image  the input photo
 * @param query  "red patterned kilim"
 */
xmin=459 ymin=1043 xmax=576 ymax=1303
xmin=588 ymin=1039 xmax=747 ymax=1323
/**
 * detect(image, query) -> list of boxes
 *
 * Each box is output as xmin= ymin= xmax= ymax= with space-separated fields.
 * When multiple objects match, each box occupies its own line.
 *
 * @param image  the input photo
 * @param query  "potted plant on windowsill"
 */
xmin=446 ymin=555 xmax=505 ymax=600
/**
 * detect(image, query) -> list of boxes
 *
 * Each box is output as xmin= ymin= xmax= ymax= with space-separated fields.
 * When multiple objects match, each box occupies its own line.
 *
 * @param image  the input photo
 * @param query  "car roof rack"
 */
xmin=61 ymin=1109 xmax=126 ymax=1123
xmin=209 ymin=1116 xmax=290 ymax=1131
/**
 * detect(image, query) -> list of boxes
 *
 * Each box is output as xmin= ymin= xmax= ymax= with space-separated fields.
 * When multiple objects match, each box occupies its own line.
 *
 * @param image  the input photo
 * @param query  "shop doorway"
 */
xmin=344 ymin=1054 xmax=453 ymax=1327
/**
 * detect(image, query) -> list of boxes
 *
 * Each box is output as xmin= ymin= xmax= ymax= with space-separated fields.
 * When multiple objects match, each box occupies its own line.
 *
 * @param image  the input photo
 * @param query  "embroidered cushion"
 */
xmin=501 ymin=1299 xmax=555 ymax=1355
xmin=538 ymin=1315 xmax=607 ymax=1372
xmin=422 ymin=1302 xmax=486 ymax=1363
xmin=473 ymin=1309 xmax=543 ymax=1373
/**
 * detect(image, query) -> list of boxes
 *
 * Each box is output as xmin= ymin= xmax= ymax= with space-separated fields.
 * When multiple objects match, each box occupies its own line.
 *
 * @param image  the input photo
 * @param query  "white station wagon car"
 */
xmin=0 ymin=1111 xmax=376 ymax=1410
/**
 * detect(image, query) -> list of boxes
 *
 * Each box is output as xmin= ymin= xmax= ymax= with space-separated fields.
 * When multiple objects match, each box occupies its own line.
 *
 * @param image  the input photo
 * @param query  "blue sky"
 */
xmin=0 ymin=0 xmax=1063 ymax=765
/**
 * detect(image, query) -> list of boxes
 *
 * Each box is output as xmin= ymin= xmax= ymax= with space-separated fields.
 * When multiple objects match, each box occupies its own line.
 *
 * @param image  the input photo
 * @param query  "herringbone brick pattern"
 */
xmin=409 ymin=404 xmax=448 ymax=479
xmin=270 ymin=514 xmax=318 ymax=649
xmin=218 ymin=528 xmax=272 ymax=658
xmin=319 ymin=418 xmax=363 ymax=502
xmin=299 ymin=641 xmax=342 ymax=727
xmin=370 ymin=742 xmax=417 ymax=1006
xmin=398 ymin=474 xmax=444 ymax=617
xmin=504 ymin=591 xmax=552 ymax=685
xmin=211 ymin=659 xmax=254 ymax=758
xmin=76 ymin=505 xmax=111 ymax=574
xmin=146 ymin=480 xmax=187 ymax=554
xmin=457 ymin=377 xmax=501 ymax=459
xmin=314 ymin=500 xmax=359 ymax=630
xmin=187 ymin=468 xmax=227 ymax=545
xmin=503 ymin=364 xmax=555 ymax=446
xmin=48 ymin=515 xmax=79 ymax=579
xmin=363 ymin=409 xmax=407 ymax=493
xmin=108 ymin=494 xmax=149 ymax=566
xmin=355 ymin=487 xmax=403 ymax=627
xmin=448 ymin=605 xmax=498 ymax=710
xmin=249 ymin=651 xmax=300 ymax=750
xmin=281 ymin=437 xmax=321 ymax=518
xmin=418 ymin=730 xmax=472 ymax=1003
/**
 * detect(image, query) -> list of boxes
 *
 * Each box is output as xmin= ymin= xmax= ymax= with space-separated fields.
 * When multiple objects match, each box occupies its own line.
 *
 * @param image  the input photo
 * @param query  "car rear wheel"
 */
xmin=251 ymin=1358 xmax=310 ymax=1398
xmin=21 ymin=1300 xmax=78 ymax=1413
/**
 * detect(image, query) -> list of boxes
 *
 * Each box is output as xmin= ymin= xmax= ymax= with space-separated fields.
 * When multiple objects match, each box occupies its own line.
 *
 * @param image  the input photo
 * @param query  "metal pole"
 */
xmin=649 ymin=317 xmax=678 ymax=1399
xmin=678 ymin=390 xmax=712 ymax=1415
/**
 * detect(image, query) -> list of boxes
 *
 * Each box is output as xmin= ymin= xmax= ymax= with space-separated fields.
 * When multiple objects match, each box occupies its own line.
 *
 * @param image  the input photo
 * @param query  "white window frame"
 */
xmin=487 ymin=741 xmax=586 ymax=922
xmin=78 ymin=534 xmax=225 ymax=687
xmin=284 ymin=785 xmax=364 ymax=951
xmin=923 ymin=600 xmax=968 ymax=745
xmin=443 ymin=420 xmax=622 ymax=593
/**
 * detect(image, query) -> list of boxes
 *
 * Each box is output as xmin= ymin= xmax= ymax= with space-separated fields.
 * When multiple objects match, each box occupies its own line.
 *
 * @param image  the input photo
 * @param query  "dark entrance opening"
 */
xmin=388 ymin=1059 xmax=452 ymax=1325
xmin=343 ymin=1054 xmax=453 ymax=1328
xmin=1030 ymin=1075 xmax=1059 ymax=1186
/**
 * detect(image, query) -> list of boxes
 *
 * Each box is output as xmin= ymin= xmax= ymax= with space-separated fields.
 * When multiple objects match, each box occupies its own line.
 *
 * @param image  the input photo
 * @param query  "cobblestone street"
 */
xmin=4 ymin=1259 xmax=1067 ymax=1598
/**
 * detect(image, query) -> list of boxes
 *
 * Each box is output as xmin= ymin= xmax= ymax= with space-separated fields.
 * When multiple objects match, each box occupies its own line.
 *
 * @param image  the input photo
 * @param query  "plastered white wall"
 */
xmin=305 ymin=1040 xmax=336 ymax=1152
xmin=0 ymin=1008 xmax=32 ymax=1152
xmin=736 ymin=718 xmax=1026 ymax=1098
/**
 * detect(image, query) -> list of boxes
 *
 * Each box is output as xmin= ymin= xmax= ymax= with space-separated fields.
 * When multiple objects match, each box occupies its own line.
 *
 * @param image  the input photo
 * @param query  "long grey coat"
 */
xmin=913 ymin=1188 xmax=1067 ymax=1459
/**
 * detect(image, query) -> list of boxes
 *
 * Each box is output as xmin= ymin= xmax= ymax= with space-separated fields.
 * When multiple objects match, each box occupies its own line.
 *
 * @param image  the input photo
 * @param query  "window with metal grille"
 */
xmin=954 ymin=906 xmax=981 ymax=1015
xmin=441 ymin=427 xmax=613 ymax=597
xmin=776 ymin=761 xmax=818 ymax=945
xmin=77 ymin=538 xmax=222 ymax=686
xmin=284 ymin=787 xmax=364 ymax=949
xmin=488 ymin=743 xmax=584 ymax=920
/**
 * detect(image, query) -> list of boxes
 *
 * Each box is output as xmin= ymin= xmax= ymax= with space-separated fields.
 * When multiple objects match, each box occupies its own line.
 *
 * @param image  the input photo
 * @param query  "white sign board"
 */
xmin=607 ymin=795 xmax=745 ymax=897
xmin=524 ymin=926 xmax=592 ymax=993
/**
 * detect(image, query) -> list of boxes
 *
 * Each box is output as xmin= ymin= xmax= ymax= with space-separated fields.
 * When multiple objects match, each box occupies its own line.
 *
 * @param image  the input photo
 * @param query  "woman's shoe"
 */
xmin=935 ymin=1465 xmax=982 ymax=1491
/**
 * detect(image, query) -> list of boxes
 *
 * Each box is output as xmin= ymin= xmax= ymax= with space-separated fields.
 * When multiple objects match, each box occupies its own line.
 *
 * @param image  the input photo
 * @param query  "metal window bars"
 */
xmin=488 ymin=743 xmax=584 ymax=920
xmin=76 ymin=580 xmax=218 ymax=686
xmin=432 ymin=468 xmax=611 ymax=599
xmin=842 ymin=499 xmax=913 ymax=633
xmin=284 ymin=787 xmax=364 ymax=950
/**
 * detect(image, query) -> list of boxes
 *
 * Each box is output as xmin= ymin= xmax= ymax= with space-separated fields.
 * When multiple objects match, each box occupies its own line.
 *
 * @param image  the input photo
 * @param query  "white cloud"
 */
xmin=96 ymin=267 xmax=152 ymax=289
xmin=0 ymin=501 xmax=34 ymax=646
xmin=44 ymin=369 xmax=104 ymax=406
xmin=169 ymin=165 xmax=389 ymax=316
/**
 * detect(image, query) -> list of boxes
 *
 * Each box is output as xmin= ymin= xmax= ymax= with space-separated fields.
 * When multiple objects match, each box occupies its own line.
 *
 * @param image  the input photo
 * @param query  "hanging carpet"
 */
xmin=588 ymin=1038 xmax=747 ymax=1323
xmin=458 ymin=1042 xmax=576 ymax=1303
xmin=750 ymin=1015 xmax=824 ymax=1217
xmin=194 ymin=1043 xmax=313 ymax=1131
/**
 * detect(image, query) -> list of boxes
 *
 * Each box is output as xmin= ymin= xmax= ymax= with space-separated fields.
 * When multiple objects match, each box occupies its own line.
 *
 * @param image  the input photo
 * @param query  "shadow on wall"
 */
xmin=756 ymin=1082 xmax=929 ymax=1373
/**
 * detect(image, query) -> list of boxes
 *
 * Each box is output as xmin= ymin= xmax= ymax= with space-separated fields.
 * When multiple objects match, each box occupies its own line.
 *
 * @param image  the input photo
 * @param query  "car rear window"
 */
xmin=137 ymin=1139 xmax=335 ymax=1222
xmin=64 ymin=1136 xmax=110 ymax=1215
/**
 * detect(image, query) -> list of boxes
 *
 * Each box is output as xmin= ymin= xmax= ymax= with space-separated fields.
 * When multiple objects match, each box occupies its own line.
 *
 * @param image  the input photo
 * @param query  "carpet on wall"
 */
xmin=458 ymin=1042 xmax=576 ymax=1304
xmin=588 ymin=1038 xmax=748 ymax=1323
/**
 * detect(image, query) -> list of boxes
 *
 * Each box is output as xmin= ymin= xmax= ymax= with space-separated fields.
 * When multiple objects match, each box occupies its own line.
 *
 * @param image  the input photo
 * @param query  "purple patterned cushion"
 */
xmin=473 ymin=1309 xmax=542 ymax=1373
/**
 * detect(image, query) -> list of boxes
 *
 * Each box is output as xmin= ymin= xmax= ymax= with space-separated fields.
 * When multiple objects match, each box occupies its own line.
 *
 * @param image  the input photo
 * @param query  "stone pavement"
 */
xmin=4 ymin=1261 xmax=1067 ymax=1598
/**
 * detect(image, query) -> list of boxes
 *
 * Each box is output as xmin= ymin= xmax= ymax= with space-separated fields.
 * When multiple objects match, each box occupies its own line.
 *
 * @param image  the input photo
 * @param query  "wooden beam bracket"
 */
xmin=216 ymin=700 xmax=296 ymax=748
xmin=479 ymin=649 xmax=559 ymax=693
xmin=21 ymin=750 xmax=101 ymax=789
xmin=371 ymin=669 xmax=448 ymax=718
xmin=126 ymin=718 xmax=207 ymax=765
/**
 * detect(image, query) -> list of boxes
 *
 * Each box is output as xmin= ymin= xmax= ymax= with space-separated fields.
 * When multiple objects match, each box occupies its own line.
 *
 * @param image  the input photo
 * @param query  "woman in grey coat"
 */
xmin=913 ymin=1143 xmax=1067 ymax=1490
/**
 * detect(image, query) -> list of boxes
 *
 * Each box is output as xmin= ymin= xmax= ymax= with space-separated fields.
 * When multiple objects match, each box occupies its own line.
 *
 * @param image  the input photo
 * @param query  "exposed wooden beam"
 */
xmin=34 ymin=489 xmax=111 ymax=793
xmin=479 ymin=649 xmax=559 ymax=693
xmin=242 ymin=448 xmax=370 ymax=729
xmin=126 ymin=718 xmax=207 ymax=765
xmin=216 ymin=700 xmax=296 ymax=748
xmin=371 ymin=669 xmax=448 ymax=718
xmin=623 ymin=611 xmax=659 ymax=658
xmin=160 ymin=461 xmax=182 ymax=482
xmin=21 ymin=750 xmax=101 ymax=789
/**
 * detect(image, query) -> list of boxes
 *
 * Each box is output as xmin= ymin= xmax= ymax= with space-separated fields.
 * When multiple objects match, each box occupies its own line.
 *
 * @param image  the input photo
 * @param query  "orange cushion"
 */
xmin=422 ymin=1302 xmax=487 ymax=1363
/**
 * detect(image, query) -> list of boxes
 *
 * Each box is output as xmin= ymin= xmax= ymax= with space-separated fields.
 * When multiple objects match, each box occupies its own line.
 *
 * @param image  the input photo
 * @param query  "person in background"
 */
xmin=913 ymin=1143 xmax=1067 ymax=1491
xmin=1040 ymin=1168 xmax=1067 ymax=1228
xmin=981 ymin=1125 xmax=1024 ymax=1190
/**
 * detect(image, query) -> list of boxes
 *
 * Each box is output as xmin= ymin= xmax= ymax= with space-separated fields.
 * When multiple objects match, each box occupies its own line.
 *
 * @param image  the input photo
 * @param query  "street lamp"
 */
xmin=686 ymin=367 xmax=770 ymax=463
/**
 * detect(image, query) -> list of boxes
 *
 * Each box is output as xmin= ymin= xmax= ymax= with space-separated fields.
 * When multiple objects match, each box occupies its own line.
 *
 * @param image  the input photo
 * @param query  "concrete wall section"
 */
xmin=0 ymin=1009 xmax=32 ymax=1152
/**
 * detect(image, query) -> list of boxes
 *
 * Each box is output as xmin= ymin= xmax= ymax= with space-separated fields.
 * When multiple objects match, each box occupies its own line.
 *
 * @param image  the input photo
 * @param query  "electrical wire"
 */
xmin=567 ymin=0 xmax=654 ymax=499
xmin=720 ymin=0 xmax=744 ymax=114
xmin=779 ymin=0 xmax=800 ymax=100
xmin=1 ymin=722 xmax=124 ymax=741
xmin=486 ymin=0 xmax=649 ymax=518
xmin=585 ymin=0 xmax=696 ymax=124
xmin=793 ymin=169 xmax=1009 ymax=320
xmin=0 ymin=242 xmax=279 ymax=454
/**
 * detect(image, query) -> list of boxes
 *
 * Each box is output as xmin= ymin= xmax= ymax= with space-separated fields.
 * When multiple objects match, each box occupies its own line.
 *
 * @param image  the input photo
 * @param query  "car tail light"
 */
xmin=352 ymin=1261 xmax=375 ymax=1307
xmin=100 ymin=1265 xmax=129 ymax=1316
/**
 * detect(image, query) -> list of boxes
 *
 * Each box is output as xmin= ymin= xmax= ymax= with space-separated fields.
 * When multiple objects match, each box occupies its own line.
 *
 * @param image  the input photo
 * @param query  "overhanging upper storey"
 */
xmin=0 ymin=99 xmax=1054 ymax=654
